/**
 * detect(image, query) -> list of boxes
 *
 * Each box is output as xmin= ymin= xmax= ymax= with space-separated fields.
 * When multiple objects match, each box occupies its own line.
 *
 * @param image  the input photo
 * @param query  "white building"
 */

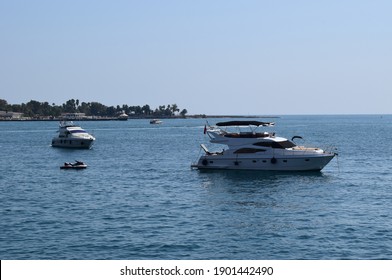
xmin=60 ymin=113 xmax=86 ymax=119
xmin=0 ymin=111 xmax=23 ymax=120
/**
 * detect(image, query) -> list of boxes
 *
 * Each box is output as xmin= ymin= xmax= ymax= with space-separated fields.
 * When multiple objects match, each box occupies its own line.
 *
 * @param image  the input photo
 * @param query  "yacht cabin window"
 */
xmin=253 ymin=140 xmax=296 ymax=149
xmin=234 ymin=148 xmax=266 ymax=154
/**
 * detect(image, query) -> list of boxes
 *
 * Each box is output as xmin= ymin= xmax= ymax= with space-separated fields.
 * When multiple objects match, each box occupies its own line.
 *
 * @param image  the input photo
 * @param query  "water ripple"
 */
xmin=1 ymin=116 xmax=392 ymax=259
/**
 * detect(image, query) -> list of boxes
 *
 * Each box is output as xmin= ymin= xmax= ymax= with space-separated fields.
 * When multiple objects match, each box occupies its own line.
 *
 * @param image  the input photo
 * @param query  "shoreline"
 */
xmin=0 ymin=115 xmax=279 ymax=122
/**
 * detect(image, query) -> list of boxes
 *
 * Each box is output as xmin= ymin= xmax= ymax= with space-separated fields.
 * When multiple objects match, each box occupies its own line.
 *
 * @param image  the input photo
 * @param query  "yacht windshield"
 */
xmin=70 ymin=130 xmax=87 ymax=134
xmin=254 ymin=140 xmax=296 ymax=149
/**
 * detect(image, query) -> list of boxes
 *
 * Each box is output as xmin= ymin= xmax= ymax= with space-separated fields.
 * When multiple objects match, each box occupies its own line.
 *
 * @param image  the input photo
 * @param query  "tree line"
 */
xmin=0 ymin=99 xmax=188 ymax=118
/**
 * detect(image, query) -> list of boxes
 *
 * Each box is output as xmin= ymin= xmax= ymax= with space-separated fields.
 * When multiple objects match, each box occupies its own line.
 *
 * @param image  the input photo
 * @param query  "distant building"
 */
xmin=0 ymin=111 xmax=23 ymax=120
xmin=60 ymin=113 xmax=86 ymax=120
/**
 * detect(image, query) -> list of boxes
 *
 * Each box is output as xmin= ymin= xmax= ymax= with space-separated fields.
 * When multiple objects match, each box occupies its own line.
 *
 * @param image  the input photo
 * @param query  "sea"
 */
xmin=1 ymin=115 xmax=391 ymax=260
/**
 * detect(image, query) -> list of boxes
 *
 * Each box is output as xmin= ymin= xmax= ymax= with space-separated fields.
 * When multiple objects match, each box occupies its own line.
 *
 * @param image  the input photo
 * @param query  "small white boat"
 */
xmin=60 ymin=160 xmax=87 ymax=169
xmin=52 ymin=121 xmax=95 ymax=149
xmin=117 ymin=112 xmax=128 ymax=120
xmin=150 ymin=119 xmax=162 ymax=124
xmin=191 ymin=120 xmax=337 ymax=171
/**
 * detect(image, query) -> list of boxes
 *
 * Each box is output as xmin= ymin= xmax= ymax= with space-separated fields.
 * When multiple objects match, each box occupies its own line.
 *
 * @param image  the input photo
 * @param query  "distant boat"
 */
xmin=117 ymin=112 xmax=128 ymax=120
xmin=150 ymin=119 xmax=162 ymax=124
xmin=52 ymin=121 xmax=95 ymax=149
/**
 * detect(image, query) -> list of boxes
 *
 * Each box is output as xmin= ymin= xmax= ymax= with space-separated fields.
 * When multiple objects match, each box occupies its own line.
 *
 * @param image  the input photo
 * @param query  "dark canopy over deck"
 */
xmin=215 ymin=121 xmax=274 ymax=127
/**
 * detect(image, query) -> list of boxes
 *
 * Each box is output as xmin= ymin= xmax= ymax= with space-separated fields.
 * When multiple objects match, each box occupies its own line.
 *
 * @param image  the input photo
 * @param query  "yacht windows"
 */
xmin=234 ymin=148 xmax=266 ymax=154
xmin=253 ymin=140 xmax=296 ymax=149
xmin=70 ymin=130 xmax=86 ymax=134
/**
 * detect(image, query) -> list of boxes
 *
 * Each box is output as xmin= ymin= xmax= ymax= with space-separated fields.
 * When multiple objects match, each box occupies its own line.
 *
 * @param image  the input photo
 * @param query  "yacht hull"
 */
xmin=192 ymin=153 xmax=335 ymax=171
xmin=51 ymin=138 xmax=94 ymax=149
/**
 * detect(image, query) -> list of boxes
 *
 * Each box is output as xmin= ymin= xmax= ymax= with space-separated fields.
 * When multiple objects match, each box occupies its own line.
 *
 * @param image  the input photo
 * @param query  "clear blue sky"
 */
xmin=1 ymin=0 xmax=391 ymax=115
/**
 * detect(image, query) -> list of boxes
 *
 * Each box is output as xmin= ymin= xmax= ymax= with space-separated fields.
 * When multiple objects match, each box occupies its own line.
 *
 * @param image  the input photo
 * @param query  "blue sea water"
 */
xmin=1 ymin=115 xmax=391 ymax=260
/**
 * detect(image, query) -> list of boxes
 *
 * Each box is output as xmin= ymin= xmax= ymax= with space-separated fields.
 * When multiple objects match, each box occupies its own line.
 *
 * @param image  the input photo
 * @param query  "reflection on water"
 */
xmin=198 ymin=169 xmax=326 ymax=191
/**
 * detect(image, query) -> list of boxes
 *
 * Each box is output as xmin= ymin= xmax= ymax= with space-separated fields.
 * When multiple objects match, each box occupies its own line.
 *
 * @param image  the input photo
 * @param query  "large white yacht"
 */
xmin=51 ymin=121 xmax=95 ymax=149
xmin=191 ymin=120 xmax=336 ymax=171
